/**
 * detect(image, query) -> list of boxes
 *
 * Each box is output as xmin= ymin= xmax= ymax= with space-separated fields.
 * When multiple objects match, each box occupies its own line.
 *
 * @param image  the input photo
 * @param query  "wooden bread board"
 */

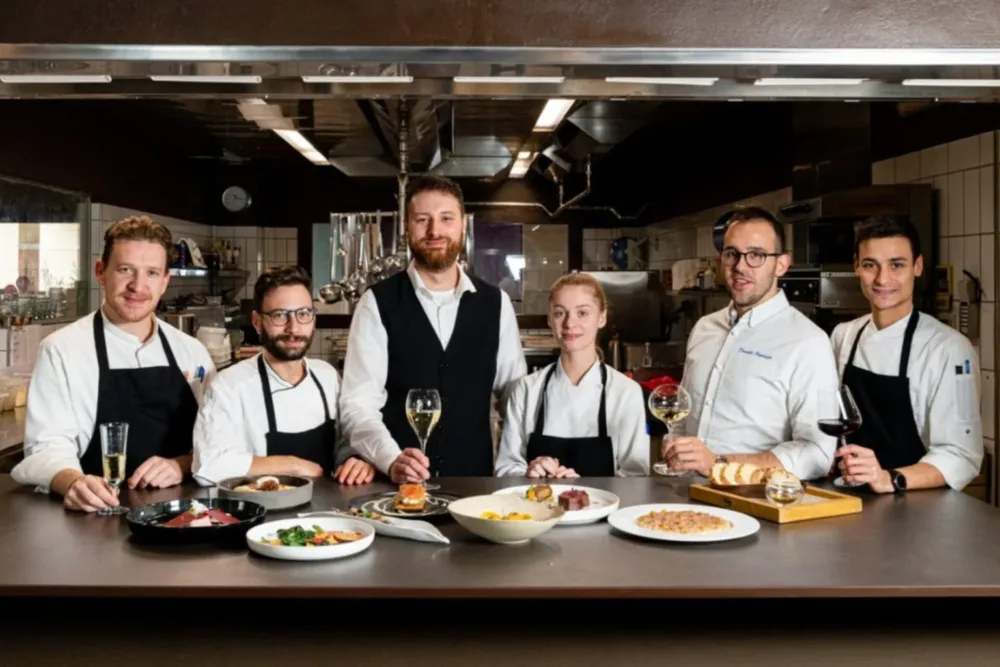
xmin=688 ymin=483 xmax=863 ymax=524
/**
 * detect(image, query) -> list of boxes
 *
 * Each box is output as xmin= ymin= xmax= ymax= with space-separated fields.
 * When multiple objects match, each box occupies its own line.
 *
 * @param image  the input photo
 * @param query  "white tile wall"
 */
xmin=214 ymin=226 xmax=298 ymax=302
xmin=873 ymin=130 xmax=998 ymax=457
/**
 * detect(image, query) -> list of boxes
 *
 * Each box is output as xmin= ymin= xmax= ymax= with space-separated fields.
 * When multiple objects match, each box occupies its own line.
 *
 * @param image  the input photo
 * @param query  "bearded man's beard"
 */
xmin=410 ymin=236 xmax=462 ymax=271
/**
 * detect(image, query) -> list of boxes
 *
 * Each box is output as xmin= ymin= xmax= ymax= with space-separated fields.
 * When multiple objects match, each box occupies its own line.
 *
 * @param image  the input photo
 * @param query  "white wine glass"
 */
xmin=648 ymin=382 xmax=692 ymax=477
xmin=99 ymin=421 xmax=129 ymax=516
xmin=405 ymin=389 xmax=442 ymax=489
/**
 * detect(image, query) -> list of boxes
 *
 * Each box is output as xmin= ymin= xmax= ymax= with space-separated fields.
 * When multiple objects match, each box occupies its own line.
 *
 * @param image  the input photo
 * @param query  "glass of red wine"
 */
xmin=817 ymin=385 xmax=864 ymax=488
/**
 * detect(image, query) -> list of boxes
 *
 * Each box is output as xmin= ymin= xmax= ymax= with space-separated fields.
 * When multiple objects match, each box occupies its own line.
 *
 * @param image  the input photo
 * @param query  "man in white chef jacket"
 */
xmin=829 ymin=216 xmax=983 ymax=493
xmin=193 ymin=265 xmax=374 ymax=485
xmin=12 ymin=216 xmax=216 ymax=512
xmin=340 ymin=175 xmax=527 ymax=481
xmin=663 ymin=206 xmax=839 ymax=480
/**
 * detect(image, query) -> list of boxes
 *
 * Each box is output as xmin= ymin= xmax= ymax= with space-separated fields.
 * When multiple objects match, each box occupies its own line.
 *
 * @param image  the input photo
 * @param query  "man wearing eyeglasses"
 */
xmin=192 ymin=265 xmax=375 ymax=485
xmin=662 ymin=206 xmax=839 ymax=481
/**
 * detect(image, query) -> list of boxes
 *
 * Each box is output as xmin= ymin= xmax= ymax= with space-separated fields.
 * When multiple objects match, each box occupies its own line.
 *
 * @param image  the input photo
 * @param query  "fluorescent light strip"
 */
xmin=509 ymin=151 xmax=537 ymax=178
xmin=902 ymin=78 xmax=1000 ymax=87
xmin=150 ymin=75 xmax=262 ymax=83
xmin=274 ymin=129 xmax=329 ymax=165
xmin=605 ymin=76 xmax=718 ymax=86
xmin=0 ymin=74 xmax=111 ymax=83
xmin=302 ymin=75 xmax=413 ymax=83
xmin=533 ymin=98 xmax=574 ymax=131
xmin=754 ymin=77 xmax=868 ymax=85
xmin=454 ymin=76 xmax=565 ymax=84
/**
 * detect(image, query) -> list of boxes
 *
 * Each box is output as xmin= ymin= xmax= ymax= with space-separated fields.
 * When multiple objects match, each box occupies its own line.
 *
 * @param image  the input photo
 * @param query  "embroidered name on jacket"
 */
xmin=738 ymin=347 xmax=773 ymax=360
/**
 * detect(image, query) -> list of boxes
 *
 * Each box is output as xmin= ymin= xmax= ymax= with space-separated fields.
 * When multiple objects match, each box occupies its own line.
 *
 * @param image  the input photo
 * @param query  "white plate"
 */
xmin=298 ymin=510 xmax=450 ymax=544
xmin=607 ymin=503 xmax=760 ymax=543
xmin=246 ymin=517 xmax=375 ymax=561
xmin=492 ymin=484 xmax=620 ymax=525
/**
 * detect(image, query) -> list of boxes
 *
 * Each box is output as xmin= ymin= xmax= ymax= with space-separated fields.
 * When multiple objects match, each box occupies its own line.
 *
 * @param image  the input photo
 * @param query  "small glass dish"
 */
xmin=765 ymin=472 xmax=804 ymax=506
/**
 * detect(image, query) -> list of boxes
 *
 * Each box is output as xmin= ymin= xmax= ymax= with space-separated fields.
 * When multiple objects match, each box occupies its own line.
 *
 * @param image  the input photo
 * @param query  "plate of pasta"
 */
xmin=607 ymin=503 xmax=760 ymax=543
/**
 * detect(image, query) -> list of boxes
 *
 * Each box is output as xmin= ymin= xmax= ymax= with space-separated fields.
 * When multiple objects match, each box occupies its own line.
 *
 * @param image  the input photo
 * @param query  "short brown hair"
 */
xmin=253 ymin=264 xmax=312 ymax=312
xmin=101 ymin=216 xmax=174 ymax=267
xmin=405 ymin=175 xmax=465 ymax=217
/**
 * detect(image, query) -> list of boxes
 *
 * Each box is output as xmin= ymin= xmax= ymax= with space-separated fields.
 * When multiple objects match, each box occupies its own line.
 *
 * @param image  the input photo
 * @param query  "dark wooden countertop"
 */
xmin=2 ymin=474 xmax=1000 ymax=600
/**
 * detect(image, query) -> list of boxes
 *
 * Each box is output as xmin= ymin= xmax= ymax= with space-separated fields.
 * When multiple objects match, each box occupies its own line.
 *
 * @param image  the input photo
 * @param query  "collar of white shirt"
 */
xmin=406 ymin=261 xmax=477 ymax=300
xmin=863 ymin=308 xmax=914 ymax=341
xmin=100 ymin=304 xmax=161 ymax=349
xmin=258 ymin=353 xmax=314 ymax=390
xmin=726 ymin=289 xmax=790 ymax=329
xmin=552 ymin=358 xmax=603 ymax=389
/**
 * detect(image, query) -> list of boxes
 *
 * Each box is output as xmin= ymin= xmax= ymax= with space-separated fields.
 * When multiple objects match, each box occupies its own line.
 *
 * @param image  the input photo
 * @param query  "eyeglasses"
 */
xmin=261 ymin=307 xmax=317 ymax=326
xmin=720 ymin=248 xmax=783 ymax=268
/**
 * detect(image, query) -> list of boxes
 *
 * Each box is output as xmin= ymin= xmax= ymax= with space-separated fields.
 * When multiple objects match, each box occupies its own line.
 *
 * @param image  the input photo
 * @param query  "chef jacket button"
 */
xmin=705 ymin=399 xmax=712 ymax=406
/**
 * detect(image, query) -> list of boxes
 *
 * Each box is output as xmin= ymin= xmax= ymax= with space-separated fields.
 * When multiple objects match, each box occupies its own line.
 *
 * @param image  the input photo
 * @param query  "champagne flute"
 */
xmin=648 ymin=382 xmax=692 ymax=476
xmin=405 ymin=389 xmax=442 ymax=490
xmin=817 ymin=385 xmax=864 ymax=488
xmin=98 ymin=421 xmax=129 ymax=516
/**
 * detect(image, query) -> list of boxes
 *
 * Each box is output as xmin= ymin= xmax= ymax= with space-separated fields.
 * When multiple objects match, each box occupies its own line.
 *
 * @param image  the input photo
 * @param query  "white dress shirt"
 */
xmin=830 ymin=311 xmax=983 ymax=490
xmin=192 ymin=353 xmax=354 ymax=484
xmin=11 ymin=309 xmax=216 ymax=491
xmin=681 ymin=290 xmax=840 ymax=480
xmin=340 ymin=262 xmax=527 ymax=474
xmin=495 ymin=360 xmax=650 ymax=477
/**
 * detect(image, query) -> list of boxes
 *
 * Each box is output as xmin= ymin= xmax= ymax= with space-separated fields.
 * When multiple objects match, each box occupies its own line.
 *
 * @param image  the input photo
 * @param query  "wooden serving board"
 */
xmin=688 ymin=483 xmax=863 ymax=524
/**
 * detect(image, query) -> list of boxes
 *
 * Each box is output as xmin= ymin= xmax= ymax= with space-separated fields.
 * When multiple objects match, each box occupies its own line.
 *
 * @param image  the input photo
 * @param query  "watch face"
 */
xmin=893 ymin=471 xmax=907 ymax=491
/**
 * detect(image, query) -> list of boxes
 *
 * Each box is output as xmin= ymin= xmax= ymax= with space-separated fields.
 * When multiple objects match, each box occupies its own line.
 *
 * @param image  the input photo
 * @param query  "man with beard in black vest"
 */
xmin=339 ymin=175 xmax=527 ymax=482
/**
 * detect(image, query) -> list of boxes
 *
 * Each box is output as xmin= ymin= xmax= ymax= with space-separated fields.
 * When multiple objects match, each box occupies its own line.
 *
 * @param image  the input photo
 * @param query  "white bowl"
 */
xmin=246 ymin=516 xmax=375 ymax=561
xmin=447 ymin=494 xmax=564 ymax=545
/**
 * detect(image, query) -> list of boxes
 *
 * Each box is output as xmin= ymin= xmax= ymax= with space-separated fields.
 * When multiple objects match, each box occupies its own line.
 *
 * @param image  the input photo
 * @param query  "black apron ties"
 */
xmin=257 ymin=356 xmax=337 ymax=474
xmin=842 ymin=311 xmax=926 ymax=471
xmin=79 ymin=311 xmax=198 ymax=479
xmin=524 ymin=363 xmax=616 ymax=476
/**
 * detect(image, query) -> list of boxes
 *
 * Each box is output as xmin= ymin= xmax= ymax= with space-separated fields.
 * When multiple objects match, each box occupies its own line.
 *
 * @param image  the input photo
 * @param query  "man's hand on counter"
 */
xmin=333 ymin=457 xmax=375 ymax=485
xmin=127 ymin=455 xmax=188 ymax=490
xmin=662 ymin=436 xmax=717 ymax=477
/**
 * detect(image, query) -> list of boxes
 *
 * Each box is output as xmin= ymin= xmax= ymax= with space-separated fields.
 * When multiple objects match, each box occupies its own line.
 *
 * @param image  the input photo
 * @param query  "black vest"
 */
xmin=370 ymin=271 xmax=501 ymax=476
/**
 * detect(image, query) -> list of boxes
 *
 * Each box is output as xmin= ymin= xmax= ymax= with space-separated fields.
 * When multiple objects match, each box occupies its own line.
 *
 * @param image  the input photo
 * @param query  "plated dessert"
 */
xmin=232 ymin=476 xmax=292 ymax=492
xmin=217 ymin=474 xmax=314 ymax=511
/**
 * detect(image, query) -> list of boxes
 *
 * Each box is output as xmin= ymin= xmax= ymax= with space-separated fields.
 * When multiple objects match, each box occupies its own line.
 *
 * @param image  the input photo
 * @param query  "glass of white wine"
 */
xmin=406 ymin=389 xmax=442 ymax=487
xmin=648 ymin=382 xmax=692 ymax=476
xmin=98 ymin=421 xmax=129 ymax=516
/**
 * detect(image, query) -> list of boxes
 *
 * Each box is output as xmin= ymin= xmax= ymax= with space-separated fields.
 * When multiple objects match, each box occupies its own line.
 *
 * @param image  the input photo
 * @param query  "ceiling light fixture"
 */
xmin=0 ymin=74 xmax=112 ymax=83
xmin=604 ymin=76 xmax=719 ymax=85
xmin=302 ymin=75 xmax=413 ymax=83
xmin=901 ymin=78 xmax=1000 ymax=87
xmin=509 ymin=151 xmax=537 ymax=178
xmin=274 ymin=129 xmax=330 ymax=166
xmin=454 ymin=76 xmax=565 ymax=84
xmin=150 ymin=75 xmax=262 ymax=83
xmin=533 ymin=99 xmax=574 ymax=132
xmin=753 ymin=77 xmax=869 ymax=85
xmin=236 ymin=98 xmax=329 ymax=166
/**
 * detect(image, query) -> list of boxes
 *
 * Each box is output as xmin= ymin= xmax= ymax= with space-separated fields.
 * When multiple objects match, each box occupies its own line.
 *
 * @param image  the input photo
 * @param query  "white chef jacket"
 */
xmin=192 ymin=353 xmax=356 ymax=484
xmin=830 ymin=310 xmax=983 ymax=490
xmin=494 ymin=360 xmax=650 ymax=477
xmin=681 ymin=290 xmax=840 ymax=480
xmin=339 ymin=262 xmax=527 ymax=474
xmin=11 ymin=309 xmax=216 ymax=491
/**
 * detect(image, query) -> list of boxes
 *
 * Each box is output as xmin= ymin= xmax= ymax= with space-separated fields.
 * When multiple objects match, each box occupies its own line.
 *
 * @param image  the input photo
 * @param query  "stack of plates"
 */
xmin=198 ymin=326 xmax=232 ymax=366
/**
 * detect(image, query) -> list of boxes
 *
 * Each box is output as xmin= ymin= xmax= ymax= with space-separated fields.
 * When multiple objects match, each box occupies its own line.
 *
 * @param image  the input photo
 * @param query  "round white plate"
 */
xmin=492 ymin=484 xmax=620 ymax=525
xmin=246 ymin=517 xmax=375 ymax=561
xmin=607 ymin=503 xmax=760 ymax=543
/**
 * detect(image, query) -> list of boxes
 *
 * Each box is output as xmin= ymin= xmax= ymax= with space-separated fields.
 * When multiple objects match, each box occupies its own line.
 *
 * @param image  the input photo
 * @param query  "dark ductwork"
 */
xmin=790 ymin=102 xmax=873 ymax=200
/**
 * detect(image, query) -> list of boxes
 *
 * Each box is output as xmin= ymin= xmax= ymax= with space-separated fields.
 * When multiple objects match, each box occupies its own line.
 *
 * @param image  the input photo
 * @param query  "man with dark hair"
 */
xmin=829 ymin=216 xmax=983 ymax=493
xmin=12 ymin=216 xmax=216 ymax=512
xmin=340 ymin=175 xmax=527 ymax=481
xmin=663 ymin=206 xmax=839 ymax=480
xmin=193 ymin=265 xmax=373 ymax=485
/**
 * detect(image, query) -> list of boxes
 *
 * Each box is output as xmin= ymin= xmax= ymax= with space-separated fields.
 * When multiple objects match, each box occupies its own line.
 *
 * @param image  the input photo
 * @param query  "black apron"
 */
xmin=841 ymin=311 xmax=926 ymax=471
xmin=79 ymin=311 xmax=198 ymax=479
xmin=257 ymin=356 xmax=336 ymax=473
xmin=525 ymin=363 xmax=616 ymax=476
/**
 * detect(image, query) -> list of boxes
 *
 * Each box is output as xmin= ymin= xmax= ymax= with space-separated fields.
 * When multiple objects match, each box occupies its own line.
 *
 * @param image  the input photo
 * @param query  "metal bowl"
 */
xmin=125 ymin=498 xmax=266 ymax=546
xmin=216 ymin=475 xmax=314 ymax=511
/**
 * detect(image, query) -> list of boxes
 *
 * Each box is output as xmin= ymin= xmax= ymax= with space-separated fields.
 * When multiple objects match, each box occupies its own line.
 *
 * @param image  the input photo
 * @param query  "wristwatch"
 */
xmin=889 ymin=469 xmax=907 ymax=493
xmin=714 ymin=455 xmax=728 ymax=465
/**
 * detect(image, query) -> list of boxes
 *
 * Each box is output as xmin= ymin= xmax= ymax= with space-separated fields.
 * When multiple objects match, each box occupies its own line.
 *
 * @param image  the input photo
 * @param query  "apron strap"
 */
xmin=156 ymin=322 xmax=180 ymax=370
xmin=531 ymin=363 xmax=558 ymax=437
xmin=92 ymin=310 xmax=111 ymax=371
xmin=257 ymin=356 xmax=279 ymax=434
xmin=845 ymin=319 xmax=868 ymax=368
xmin=597 ymin=363 xmax=609 ymax=439
xmin=899 ymin=310 xmax=920 ymax=377
xmin=311 ymin=370 xmax=332 ymax=421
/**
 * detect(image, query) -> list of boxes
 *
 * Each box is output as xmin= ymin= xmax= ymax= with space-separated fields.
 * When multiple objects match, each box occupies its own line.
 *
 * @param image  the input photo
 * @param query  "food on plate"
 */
xmin=480 ymin=511 xmax=532 ymax=521
xmin=232 ymin=475 xmax=293 ymax=492
xmin=347 ymin=507 xmax=390 ymax=523
xmin=558 ymin=489 xmax=591 ymax=511
xmin=260 ymin=524 xmax=364 ymax=547
xmin=525 ymin=484 xmax=553 ymax=502
xmin=708 ymin=461 xmax=796 ymax=487
xmin=394 ymin=483 xmax=427 ymax=512
xmin=162 ymin=500 xmax=240 ymax=528
xmin=634 ymin=509 xmax=733 ymax=535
